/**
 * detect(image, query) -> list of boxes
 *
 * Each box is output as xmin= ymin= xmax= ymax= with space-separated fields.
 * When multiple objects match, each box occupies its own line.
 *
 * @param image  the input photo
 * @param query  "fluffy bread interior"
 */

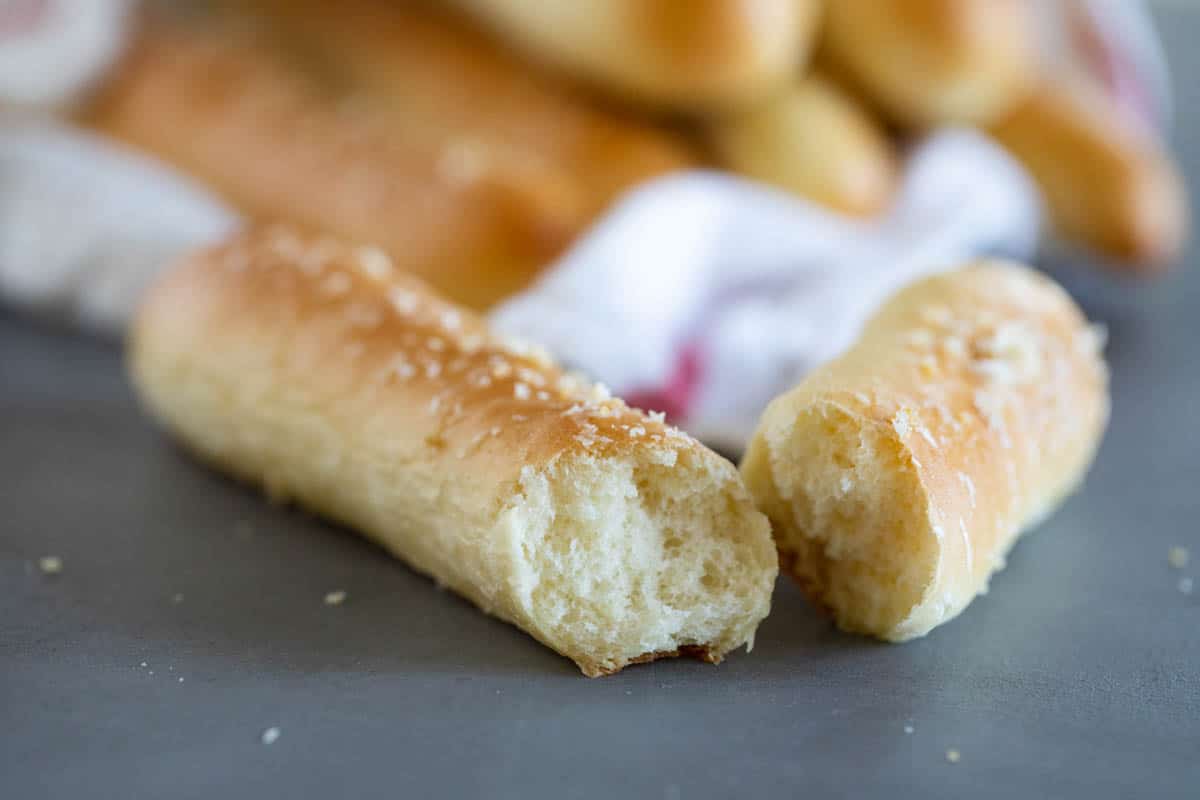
xmin=506 ymin=447 xmax=774 ymax=676
xmin=769 ymin=404 xmax=936 ymax=637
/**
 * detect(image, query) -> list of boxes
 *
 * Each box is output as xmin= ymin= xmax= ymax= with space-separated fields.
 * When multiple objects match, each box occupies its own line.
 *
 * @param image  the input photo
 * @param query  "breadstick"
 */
xmin=447 ymin=0 xmax=822 ymax=112
xmin=223 ymin=0 xmax=696 ymax=207
xmin=129 ymin=227 xmax=777 ymax=677
xmin=741 ymin=263 xmax=1108 ymax=641
xmin=83 ymin=14 xmax=694 ymax=309
xmin=989 ymin=82 xmax=1189 ymax=271
xmin=709 ymin=74 xmax=898 ymax=216
xmin=822 ymin=0 xmax=1038 ymax=127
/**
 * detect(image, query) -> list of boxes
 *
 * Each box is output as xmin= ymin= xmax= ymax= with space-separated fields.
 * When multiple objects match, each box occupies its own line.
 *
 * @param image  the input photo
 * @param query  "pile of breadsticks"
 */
xmin=107 ymin=0 xmax=1118 ymax=675
xmin=458 ymin=0 xmax=1187 ymax=270
xmin=83 ymin=0 xmax=1187 ymax=324
xmin=131 ymin=226 xmax=1107 ymax=675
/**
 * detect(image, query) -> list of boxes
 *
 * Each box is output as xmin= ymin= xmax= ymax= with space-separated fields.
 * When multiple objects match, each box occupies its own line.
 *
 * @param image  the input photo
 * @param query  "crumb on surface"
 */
xmin=904 ymin=725 xmax=914 ymax=734
xmin=261 ymin=727 xmax=281 ymax=745
xmin=324 ymin=590 xmax=347 ymax=606
xmin=1180 ymin=577 xmax=1194 ymax=595
xmin=1168 ymin=546 xmax=1189 ymax=569
xmin=38 ymin=556 xmax=62 ymax=574
xmin=946 ymin=749 xmax=961 ymax=763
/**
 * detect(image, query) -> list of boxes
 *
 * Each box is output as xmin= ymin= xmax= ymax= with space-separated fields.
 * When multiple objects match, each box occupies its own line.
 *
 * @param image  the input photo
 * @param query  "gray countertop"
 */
xmin=4 ymin=9 xmax=1199 ymax=800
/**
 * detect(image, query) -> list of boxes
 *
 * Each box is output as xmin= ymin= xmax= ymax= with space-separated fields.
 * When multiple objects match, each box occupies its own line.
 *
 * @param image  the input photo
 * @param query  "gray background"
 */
xmin=3 ymin=8 xmax=1198 ymax=799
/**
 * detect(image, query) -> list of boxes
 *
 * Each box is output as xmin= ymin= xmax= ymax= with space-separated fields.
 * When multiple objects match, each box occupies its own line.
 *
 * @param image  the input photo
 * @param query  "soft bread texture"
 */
xmin=742 ymin=263 xmax=1108 ymax=641
xmin=83 ymin=10 xmax=694 ymax=310
xmin=822 ymin=0 xmax=1037 ymax=127
xmin=709 ymin=74 xmax=898 ymax=216
xmin=449 ymin=0 xmax=822 ymax=112
xmin=989 ymin=82 xmax=1189 ymax=271
xmin=129 ymin=228 xmax=777 ymax=677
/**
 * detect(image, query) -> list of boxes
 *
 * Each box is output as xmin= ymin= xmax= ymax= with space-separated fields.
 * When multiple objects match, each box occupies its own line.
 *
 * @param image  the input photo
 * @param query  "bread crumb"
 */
xmin=1168 ymin=546 xmax=1189 ymax=569
xmin=903 ymin=724 xmax=914 ymax=734
xmin=178 ymin=677 xmax=184 ymax=683
xmin=324 ymin=590 xmax=347 ymax=606
xmin=946 ymin=749 xmax=961 ymax=763
xmin=1180 ymin=577 xmax=1194 ymax=595
xmin=261 ymin=727 xmax=281 ymax=745
xmin=38 ymin=556 xmax=62 ymax=574
xmin=140 ymin=661 xmax=148 ymax=668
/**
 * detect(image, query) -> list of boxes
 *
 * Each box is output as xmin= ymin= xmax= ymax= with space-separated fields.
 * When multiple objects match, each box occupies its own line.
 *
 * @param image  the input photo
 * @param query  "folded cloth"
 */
xmin=492 ymin=131 xmax=1040 ymax=448
xmin=0 ymin=123 xmax=237 ymax=331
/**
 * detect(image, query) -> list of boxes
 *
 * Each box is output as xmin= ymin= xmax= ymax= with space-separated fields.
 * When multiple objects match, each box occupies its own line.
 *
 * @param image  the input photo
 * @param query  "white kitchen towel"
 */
xmin=491 ymin=131 xmax=1040 ymax=448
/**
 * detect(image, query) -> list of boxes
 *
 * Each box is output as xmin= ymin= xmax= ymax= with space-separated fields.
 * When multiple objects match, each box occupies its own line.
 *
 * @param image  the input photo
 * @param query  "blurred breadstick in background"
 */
xmin=228 ymin=0 xmax=694 ymax=208
xmin=447 ymin=0 xmax=823 ymax=113
xmin=709 ymin=74 xmax=898 ymax=216
xmin=82 ymin=7 xmax=695 ymax=310
xmin=989 ymin=82 xmax=1188 ymax=270
xmin=822 ymin=0 xmax=1038 ymax=127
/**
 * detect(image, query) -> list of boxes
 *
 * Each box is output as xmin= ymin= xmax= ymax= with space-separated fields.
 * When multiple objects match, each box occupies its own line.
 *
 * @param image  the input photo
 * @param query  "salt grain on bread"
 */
xmin=129 ymin=227 xmax=777 ymax=676
xmin=741 ymin=262 xmax=1108 ymax=641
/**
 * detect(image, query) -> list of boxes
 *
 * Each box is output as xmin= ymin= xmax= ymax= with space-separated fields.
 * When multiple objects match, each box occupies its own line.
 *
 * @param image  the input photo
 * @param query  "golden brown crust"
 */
xmin=989 ymin=82 xmax=1189 ymax=270
xmin=136 ymin=226 xmax=682 ymax=467
xmin=83 ymin=7 xmax=695 ymax=309
xmin=451 ymin=0 xmax=822 ymax=112
xmin=743 ymin=262 xmax=1109 ymax=640
xmin=587 ymin=645 xmax=719 ymax=678
xmin=822 ymin=0 xmax=1038 ymax=127
xmin=130 ymin=227 xmax=776 ymax=676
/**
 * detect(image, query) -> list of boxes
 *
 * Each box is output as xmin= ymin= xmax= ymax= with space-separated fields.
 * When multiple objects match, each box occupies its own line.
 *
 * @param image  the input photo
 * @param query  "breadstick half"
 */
xmin=130 ymin=227 xmax=777 ymax=676
xmin=742 ymin=263 xmax=1108 ymax=641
